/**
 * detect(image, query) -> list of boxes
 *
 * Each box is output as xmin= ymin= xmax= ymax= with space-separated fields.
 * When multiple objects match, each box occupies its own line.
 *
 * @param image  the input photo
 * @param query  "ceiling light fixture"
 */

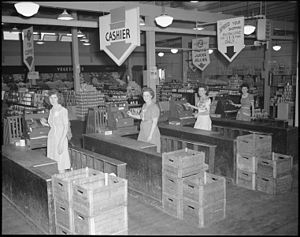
xmin=14 ymin=2 xmax=39 ymax=17
xmin=158 ymin=52 xmax=164 ymax=57
xmin=170 ymin=48 xmax=178 ymax=54
xmin=83 ymin=42 xmax=91 ymax=46
xmin=244 ymin=25 xmax=256 ymax=35
xmin=193 ymin=21 xmax=204 ymax=31
xmin=272 ymin=43 xmax=281 ymax=51
xmin=208 ymin=49 xmax=214 ymax=54
xmin=155 ymin=3 xmax=173 ymax=28
xmin=77 ymin=30 xmax=84 ymax=38
xmin=140 ymin=16 xmax=145 ymax=26
xmin=36 ymin=33 xmax=44 ymax=45
xmin=57 ymin=9 xmax=74 ymax=20
xmin=80 ymin=36 xmax=89 ymax=42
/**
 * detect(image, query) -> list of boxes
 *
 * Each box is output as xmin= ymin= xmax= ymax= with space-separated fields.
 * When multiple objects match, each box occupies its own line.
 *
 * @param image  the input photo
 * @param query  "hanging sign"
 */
xmin=217 ymin=17 xmax=245 ymax=62
xmin=192 ymin=37 xmax=210 ymax=71
xmin=99 ymin=6 xmax=140 ymax=66
xmin=22 ymin=26 xmax=35 ymax=71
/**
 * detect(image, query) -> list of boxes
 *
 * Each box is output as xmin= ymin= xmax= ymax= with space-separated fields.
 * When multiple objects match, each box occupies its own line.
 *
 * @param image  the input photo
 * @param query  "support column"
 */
xmin=295 ymin=29 xmax=299 ymax=127
xmin=71 ymin=12 xmax=81 ymax=92
xmin=144 ymin=16 xmax=158 ymax=97
xmin=263 ymin=40 xmax=271 ymax=114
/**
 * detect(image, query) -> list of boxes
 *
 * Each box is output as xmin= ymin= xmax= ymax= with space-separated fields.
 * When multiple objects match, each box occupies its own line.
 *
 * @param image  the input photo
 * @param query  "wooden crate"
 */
xmin=73 ymin=205 xmax=128 ymax=235
xmin=183 ymin=172 xmax=226 ymax=205
xmin=183 ymin=198 xmax=226 ymax=228
xmin=162 ymin=148 xmax=206 ymax=178
xmin=55 ymin=224 xmax=73 ymax=235
xmin=162 ymin=192 xmax=183 ymax=219
xmin=236 ymin=169 xmax=256 ymax=190
xmin=257 ymin=153 xmax=293 ymax=178
xmin=52 ymin=167 xmax=102 ymax=202
xmin=237 ymin=133 xmax=272 ymax=159
xmin=256 ymin=174 xmax=293 ymax=195
xmin=54 ymin=199 xmax=73 ymax=232
xmin=3 ymin=115 xmax=24 ymax=144
xmin=72 ymin=174 xmax=127 ymax=217
xmin=236 ymin=153 xmax=258 ymax=173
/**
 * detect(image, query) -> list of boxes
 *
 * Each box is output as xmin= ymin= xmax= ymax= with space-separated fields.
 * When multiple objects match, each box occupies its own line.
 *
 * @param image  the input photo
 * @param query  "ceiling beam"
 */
xmin=6 ymin=1 xmax=235 ymax=23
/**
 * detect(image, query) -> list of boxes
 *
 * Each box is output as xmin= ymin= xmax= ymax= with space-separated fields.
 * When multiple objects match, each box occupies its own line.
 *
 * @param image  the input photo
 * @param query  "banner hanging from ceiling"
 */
xmin=99 ymin=6 xmax=140 ymax=66
xmin=192 ymin=37 xmax=210 ymax=71
xmin=22 ymin=26 xmax=34 ymax=71
xmin=217 ymin=16 xmax=245 ymax=62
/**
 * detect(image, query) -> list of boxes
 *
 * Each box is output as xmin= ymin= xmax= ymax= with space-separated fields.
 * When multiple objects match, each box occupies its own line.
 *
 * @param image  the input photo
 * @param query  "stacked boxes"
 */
xmin=162 ymin=148 xmax=208 ymax=219
xmin=236 ymin=133 xmax=272 ymax=190
xmin=52 ymin=168 xmax=128 ymax=235
xmin=52 ymin=167 xmax=101 ymax=234
xmin=183 ymin=172 xmax=226 ymax=228
xmin=75 ymin=91 xmax=105 ymax=121
xmin=256 ymin=152 xmax=293 ymax=194
xmin=72 ymin=173 xmax=128 ymax=235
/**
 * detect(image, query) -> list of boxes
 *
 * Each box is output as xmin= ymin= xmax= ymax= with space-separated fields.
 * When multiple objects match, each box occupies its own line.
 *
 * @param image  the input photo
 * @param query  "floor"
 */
xmin=2 ymin=120 xmax=299 ymax=235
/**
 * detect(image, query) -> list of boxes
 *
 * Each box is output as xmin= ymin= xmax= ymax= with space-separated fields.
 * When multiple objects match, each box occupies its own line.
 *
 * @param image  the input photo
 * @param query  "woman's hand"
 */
xmin=193 ymin=112 xmax=198 ymax=118
xmin=127 ymin=111 xmax=132 ymax=117
xmin=58 ymin=143 xmax=63 ymax=155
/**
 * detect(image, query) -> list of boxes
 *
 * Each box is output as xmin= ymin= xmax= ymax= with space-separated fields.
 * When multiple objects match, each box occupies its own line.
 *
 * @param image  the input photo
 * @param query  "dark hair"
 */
xmin=198 ymin=85 xmax=209 ymax=96
xmin=48 ymin=89 xmax=64 ymax=104
xmin=142 ymin=87 xmax=155 ymax=99
xmin=240 ymin=83 xmax=250 ymax=89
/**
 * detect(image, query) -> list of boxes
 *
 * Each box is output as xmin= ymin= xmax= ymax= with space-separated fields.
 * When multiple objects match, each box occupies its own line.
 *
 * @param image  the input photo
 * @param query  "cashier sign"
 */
xmin=99 ymin=7 xmax=140 ymax=66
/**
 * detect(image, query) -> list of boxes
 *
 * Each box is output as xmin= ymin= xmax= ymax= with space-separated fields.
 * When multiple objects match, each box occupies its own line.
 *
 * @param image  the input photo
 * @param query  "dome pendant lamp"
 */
xmin=14 ymin=2 xmax=40 ymax=17
xmin=155 ymin=3 xmax=173 ymax=28
xmin=57 ymin=9 xmax=74 ymax=20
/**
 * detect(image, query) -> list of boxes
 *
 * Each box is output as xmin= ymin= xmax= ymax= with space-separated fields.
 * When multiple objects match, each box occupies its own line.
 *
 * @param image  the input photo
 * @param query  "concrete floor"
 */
xmin=2 ymin=120 xmax=298 ymax=235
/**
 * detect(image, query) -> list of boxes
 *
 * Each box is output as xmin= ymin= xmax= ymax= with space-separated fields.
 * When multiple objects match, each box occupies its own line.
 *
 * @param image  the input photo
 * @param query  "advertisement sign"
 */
xmin=217 ymin=17 xmax=245 ymax=62
xmin=22 ymin=26 xmax=34 ymax=71
xmin=192 ymin=37 xmax=210 ymax=71
xmin=99 ymin=6 xmax=140 ymax=66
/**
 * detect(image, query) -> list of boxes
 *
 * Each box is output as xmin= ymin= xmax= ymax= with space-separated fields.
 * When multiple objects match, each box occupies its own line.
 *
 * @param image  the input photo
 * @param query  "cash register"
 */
xmin=106 ymin=102 xmax=137 ymax=133
xmin=168 ymin=98 xmax=195 ymax=126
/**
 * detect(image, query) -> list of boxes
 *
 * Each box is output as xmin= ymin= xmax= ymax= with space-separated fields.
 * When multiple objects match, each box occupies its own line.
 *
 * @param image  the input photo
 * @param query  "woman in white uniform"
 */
xmin=185 ymin=86 xmax=212 ymax=131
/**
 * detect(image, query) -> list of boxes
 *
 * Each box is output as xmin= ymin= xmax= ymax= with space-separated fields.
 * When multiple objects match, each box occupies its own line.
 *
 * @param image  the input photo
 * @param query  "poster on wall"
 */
xmin=22 ymin=26 xmax=34 ymax=71
xmin=99 ymin=6 xmax=140 ymax=66
xmin=192 ymin=37 xmax=210 ymax=71
xmin=217 ymin=16 xmax=245 ymax=62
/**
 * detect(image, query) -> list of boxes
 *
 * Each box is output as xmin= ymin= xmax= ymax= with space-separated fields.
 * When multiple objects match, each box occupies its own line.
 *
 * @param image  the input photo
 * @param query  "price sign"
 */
xmin=217 ymin=17 xmax=245 ymax=62
xmin=192 ymin=37 xmax=210 ymax=71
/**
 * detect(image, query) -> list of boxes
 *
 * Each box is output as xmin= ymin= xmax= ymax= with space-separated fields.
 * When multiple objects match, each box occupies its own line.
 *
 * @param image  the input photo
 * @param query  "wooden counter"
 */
xmin=211 ymin=117 xmax=298 ymax=161
xmin=158 ymin=123 xmax=237 ymax=182
xmin=83 ymin=132 xmax=162 ymax=207
xmin=2 ymin=145 xmax=58 ymax=234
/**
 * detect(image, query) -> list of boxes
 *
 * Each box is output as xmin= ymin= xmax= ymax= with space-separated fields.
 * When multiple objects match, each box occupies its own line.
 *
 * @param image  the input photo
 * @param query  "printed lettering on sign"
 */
xmin=22 ymin=27 xmax=34 ymax=71
xmin=99 ymin=7 xmax=140 ymax=66
xmin=217 ymin=17 xmax=245 ymax=62
xmin=192 ymin=38 xmax=210 ymax=71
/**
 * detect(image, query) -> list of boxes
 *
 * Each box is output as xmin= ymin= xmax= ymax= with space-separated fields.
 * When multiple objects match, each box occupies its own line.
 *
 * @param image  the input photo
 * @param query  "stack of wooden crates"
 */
xmin=52 ymin=167 xmax=128 ymax=235
xmin=162 ymin=148 xmax=226 ymax=228
xmin=236 ymin=133 xmax=293 ymax=194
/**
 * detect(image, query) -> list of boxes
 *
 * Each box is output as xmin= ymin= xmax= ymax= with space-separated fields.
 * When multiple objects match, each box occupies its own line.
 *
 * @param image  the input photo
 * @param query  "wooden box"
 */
xmin=162 ymin=192 xmax=183 ymax=219
xmin=56 ymin=224 xmax=73 ymax=235
xmin=256 ymin=174 xmax=293 ymax=195
xmin=72 ymin=174 xmax=127 ymax=217
xmin=162 ymin=148 xmax=206 ymax=178
xmin=73 ymin=205 xmax=128 ymax=235
xmin=52 ymin=167 xmax=101 ymax=202
xmin=237 ymin=133 xmax=272 ymax=159
xmin=236 ymin=169 xmax=256 ymax=190
xmin=183 ymin=172 xmax=226 ymax=205
xmin=183 ymin=198 xmax=226 ymax=228
xmin=236 ymin=153 xmax=258 ymax=173
xmin=54 ymin=199 xmax=73 ymax=232
xmin=257 ymin=152 xmax=293 ymax=178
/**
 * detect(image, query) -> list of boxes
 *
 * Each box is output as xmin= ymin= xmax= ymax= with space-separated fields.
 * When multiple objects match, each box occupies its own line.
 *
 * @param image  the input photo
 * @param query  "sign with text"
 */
xmin=99 ymin=6 xmax=140 ymax=66
xmin=217 ymin=17 xmax=245 ymax=62
xmin=27 ymin=71 xmax=39 ymax=80
xmin=192 ymin=37 xmax=210 ymax=71
xmin=22 ymin=27 xmax=34 ymax=71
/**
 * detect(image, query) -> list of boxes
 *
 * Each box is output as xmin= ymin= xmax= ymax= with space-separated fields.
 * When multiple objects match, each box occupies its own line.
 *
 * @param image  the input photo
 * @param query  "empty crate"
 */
xmin=236 ymin=153 xmax=258 ymax=173
xmin=162 ymin=148 xmax=206 ymax=177
xmin=256 ymin=174 xmax=293 ymax=195
xmin=257 ymin=152 xmax=293 ymax=178
xmin=54 ymin=199 xmax=73 ymax=232
xmin=162 ymin=192 xmax=183 ymax=219
xmin=72 ymin=174 xmax=128 ymax=216
xmin=237 ymin=133 xmax=272 ymax=159
xmin=236 ymin=169 xmax=256 ymax=190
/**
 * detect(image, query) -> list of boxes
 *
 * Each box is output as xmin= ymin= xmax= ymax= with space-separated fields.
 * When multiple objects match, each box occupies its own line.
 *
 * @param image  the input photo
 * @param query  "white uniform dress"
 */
xmin=193 ymin=97 xmax=212 ymax=131
xmin=47 ymin=104 xmax=71 ymax=171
